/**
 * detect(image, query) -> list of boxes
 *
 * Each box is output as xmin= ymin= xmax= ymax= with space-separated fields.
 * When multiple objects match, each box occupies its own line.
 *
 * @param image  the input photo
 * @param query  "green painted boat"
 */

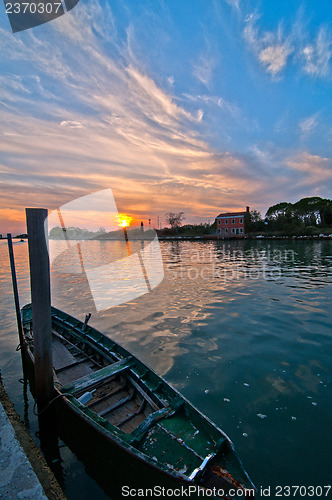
xmin=21 ymin=303 xmax=256 ymax=499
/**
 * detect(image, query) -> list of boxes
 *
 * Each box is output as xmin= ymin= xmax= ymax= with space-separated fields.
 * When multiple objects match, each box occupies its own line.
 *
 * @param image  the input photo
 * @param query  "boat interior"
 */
xmin=22 ymin=307 xmax=253 ymax=495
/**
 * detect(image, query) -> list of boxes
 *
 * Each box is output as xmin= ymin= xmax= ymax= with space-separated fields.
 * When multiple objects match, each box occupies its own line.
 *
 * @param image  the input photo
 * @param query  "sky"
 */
xmin=0 ymin=0 xmax=332 ymax=234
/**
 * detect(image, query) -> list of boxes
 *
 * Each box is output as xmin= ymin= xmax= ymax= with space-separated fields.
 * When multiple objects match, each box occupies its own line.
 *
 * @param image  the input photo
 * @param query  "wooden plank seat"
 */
xmin=60 ymin=356 xmax=135 ymax=396
xmin=52 ymin=336 xmax=77 ymax=371
xmin=130 ymin=397 xmax=184 ymax=444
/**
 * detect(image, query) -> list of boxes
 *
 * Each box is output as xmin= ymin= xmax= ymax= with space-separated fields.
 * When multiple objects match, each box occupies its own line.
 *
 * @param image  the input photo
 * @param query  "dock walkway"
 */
xmin=0 ymin=400 xmax=47 ymax=499
xmin=0 ymin=377 xmax=66 ymax=500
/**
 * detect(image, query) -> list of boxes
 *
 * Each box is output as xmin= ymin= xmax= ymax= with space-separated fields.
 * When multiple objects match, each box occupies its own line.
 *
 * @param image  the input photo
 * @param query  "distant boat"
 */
xmin=20 ymin=239 xmax=25 ymax=242
xmin=21 ymin=304 xmax=256 ymax=498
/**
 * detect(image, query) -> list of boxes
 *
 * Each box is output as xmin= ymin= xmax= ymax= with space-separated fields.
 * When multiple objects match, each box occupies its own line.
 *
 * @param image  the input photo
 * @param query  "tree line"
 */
xmin=49 ymin=226 xmax=107 ymax=239
xmin=246 ymin=196 xmax=332 ymax=234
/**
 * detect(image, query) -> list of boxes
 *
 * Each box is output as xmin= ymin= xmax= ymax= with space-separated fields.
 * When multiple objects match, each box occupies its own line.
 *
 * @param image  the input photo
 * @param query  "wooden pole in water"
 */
xmin=123 ymin=225 xmax=131 ymax=256
xmin=25 ymin=208 xmax=53 ymax=409
xmin=7 ymin=233 xmax=24 ymax=348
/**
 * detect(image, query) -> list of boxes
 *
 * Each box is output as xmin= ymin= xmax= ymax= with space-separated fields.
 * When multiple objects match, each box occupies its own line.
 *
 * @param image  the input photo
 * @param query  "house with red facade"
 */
xmin=216 ymin=207 xmax=249 ymax=238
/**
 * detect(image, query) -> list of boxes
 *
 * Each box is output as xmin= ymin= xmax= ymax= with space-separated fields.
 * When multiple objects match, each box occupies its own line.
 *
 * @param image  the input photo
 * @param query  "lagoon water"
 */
xmin=0 ymin=238 xmax=331 ymax=498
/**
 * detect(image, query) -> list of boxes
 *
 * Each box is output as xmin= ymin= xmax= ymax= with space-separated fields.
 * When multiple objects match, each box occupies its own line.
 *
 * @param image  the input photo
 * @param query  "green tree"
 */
xmin=291 ymin=197 xmax=332 ymax=227
xmin=245 ymin=210 xmax=264 ymax=233
xmin=49 ymin=226 xmax=65 ymax=239
xmin=265 ymin=196 xmax=332 ymax=233
xmin=292 ymin=197 xmax=322 ymax=226
xmin=265 ymin=202 xmax=298 ymax=232
xmin=320 ymin=199 xmax=332 ymax=227
xmin=165 ymin=212 xmax=185 ymax=231
xmin=265 ymin=202 xmax=293 ymax=220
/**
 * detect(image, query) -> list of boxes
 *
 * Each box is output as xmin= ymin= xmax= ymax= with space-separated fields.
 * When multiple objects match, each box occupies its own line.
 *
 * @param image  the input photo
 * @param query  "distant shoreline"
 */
xmin=158 ymin=234 xmax=332 ymax=241
xmin=2 ymin=234 xmax=332 ymax=242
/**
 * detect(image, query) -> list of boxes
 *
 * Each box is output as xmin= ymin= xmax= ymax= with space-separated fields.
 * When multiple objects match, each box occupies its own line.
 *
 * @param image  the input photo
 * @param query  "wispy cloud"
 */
xmin=243 ymin=11 xmax=332 ymax=79
xmin=167 ymin=76 xmax=175 ymax=86
xmin=286 ymin=151 xmax=332 ymax=185
xmin=302 ymin=27 xmax=332 ymax=77
xmin=126 ymin=65 xmax=195 ymax=125
xmin=298 ymin=114 xmax=319 ymax=138
xmin=0 ymin=0 xmax=256 ymax=231
xmin=192 ymin=36 xmax=218 ymax=88
xmin=243 ymin=17 xmax=293 ymax=77
xmin=193 ymin=54 xmax=217 ymax=87
xmin=224 ymin=0 xmax=240 ymax=11
xmin=182 ymin=93 xmax=240 ymax=118
xmin=258 ymin=43 xmax=293 ymax=77
xmin=0 ymin=0 xmax=331 ymax=234
xmin=0 ymin=74 xmax=30 ymax=100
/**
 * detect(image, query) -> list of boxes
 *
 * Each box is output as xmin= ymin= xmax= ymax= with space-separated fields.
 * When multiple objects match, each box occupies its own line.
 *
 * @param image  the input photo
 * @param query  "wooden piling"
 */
xmin=7 ymin=233 xmax=24 ymax=348
xmin=25 ymin=208 xmax=53 ymax=410
xmin=123 ymin=225 xmax=129 ymax=242
xmin=123 ymin=226 xmax=131 ymax=256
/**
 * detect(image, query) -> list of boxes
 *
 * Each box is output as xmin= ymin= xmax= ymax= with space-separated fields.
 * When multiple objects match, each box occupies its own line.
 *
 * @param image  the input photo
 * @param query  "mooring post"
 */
xmin=7 ymin=233 xmax=24 ymax=348
xmin=123 ymin=225 xmax=129 ymax=243
xmin=26 ymin=208 xmax=53 ymax=410
xmin=140 ymin=221 xmax=144 ymax=250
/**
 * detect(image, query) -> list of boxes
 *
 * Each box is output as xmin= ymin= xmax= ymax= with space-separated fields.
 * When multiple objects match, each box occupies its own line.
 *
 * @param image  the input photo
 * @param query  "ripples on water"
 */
xmin=0 ymin=238 xmax=331 ymax=495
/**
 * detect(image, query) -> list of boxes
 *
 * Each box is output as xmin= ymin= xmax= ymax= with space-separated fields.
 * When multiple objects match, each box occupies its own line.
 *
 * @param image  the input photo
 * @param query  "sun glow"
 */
xmin=118 ymin=214 xmax=132 ymax=228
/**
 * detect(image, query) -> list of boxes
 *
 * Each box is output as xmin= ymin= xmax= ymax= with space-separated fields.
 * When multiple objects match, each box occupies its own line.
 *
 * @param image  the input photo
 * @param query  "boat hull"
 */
xmin=21 ymin=304 xmax=256 ymax=499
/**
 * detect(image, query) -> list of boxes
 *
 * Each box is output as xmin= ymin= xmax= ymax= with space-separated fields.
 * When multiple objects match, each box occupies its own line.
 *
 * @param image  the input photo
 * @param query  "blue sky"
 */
xmin=0 ymin=0 xmax=331 ymax=232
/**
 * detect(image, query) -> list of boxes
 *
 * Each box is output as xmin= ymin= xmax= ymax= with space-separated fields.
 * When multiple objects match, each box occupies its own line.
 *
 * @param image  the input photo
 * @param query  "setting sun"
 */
xmin=118 ymin=214 xmax=133 ymax=228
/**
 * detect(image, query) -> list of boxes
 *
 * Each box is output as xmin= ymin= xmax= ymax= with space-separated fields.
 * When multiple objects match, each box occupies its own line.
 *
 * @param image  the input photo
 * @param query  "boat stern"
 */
xmin=196 ymin=449 xmax=256 ymax=499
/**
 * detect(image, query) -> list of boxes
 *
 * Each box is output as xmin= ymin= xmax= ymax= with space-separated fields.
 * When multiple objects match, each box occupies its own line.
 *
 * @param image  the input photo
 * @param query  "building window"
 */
xmin=232 ymin=219 xmax=235 ymax=224
xmin=218 ymin=219 xmax=220 ymax=225
xmin=232 ymin=228 xmax=235 ymax=233
xmin=224 ymin=219 xmax=228 ymax=224
xmin=225 ymin=228 xmax=228 ymax=234
xmin=240 ymin=228 xmax=243 ymax=233
xmin=240 ymin=218 xmax=243 ymax=224
xmin=218 ymin=228 xmax=221 ymax=234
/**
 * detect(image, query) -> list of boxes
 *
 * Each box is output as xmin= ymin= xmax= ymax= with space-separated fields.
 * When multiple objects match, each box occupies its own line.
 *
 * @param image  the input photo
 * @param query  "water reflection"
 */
xmin=2 ymin=238 xmax=331 ymax=382
xmin=48 ymin=189 xmax=164 ymax=312
xmin=164 ymin=239 xmax=332 ymax=288
xmin=47 ymin=239 xmax=332 ymax=379
xmin=0 ymin=238 xmax=332 ymax=496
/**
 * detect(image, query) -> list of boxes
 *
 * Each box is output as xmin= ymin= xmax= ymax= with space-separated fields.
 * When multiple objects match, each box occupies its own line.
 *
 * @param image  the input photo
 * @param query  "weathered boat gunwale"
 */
xmin=50 ymin=309 xmax=233 ymax=444
xmin=21 ymin=303 xmax=256 ymax=498
xmin=21 ymin=321 xmax=184 ymax=482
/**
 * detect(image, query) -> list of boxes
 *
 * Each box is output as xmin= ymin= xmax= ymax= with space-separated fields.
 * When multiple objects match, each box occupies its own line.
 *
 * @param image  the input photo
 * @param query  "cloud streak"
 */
xmin=298 ymin=114 xmax=319 ymax=138
xmin=286 ymin=152 xmax=332 ymax=186
xmin=243 ymin=12 xmax=332 ymax=79
xmin=243 ymin=17 xmax=293 ymax=77
xmin=0 ymin=0 xmax=331 ymax=233
xmin=193 ymin=54 xmax=217 ymax=87
xmin=302 ymin=27 xmax=332 ymax=77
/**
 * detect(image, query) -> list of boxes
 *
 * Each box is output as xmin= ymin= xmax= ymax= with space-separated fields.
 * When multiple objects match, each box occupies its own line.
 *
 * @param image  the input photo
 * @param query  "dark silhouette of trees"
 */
xmin=292 ymin=197 xmax=332 ymax=226
xmin=49 ymin=226 xmax=107 ymax=239
xmin=165 ymin=212 xmax=185 ymax=230
xmin=266 ymin=202 xmax=293 ymax=220
xmin=244 ymin=209 xmax=265 ymax=232
xmin=264 ymin=196 xmax=332 ymax=233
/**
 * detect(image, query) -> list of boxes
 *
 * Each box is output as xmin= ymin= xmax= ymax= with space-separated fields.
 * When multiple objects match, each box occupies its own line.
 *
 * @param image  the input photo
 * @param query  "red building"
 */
xmin=216 ymin=207 xmax=249 ymax=238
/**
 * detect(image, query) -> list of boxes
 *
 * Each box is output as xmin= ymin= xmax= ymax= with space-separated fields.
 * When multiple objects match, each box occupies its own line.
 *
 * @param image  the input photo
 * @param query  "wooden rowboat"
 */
xmin=21 ymin=303 xmax=255 ymax=499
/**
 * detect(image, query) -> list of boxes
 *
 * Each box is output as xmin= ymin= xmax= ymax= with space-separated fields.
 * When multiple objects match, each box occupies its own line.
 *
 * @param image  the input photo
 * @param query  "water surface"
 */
xmin=0 ymin=238 xmax=331 ymax=497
